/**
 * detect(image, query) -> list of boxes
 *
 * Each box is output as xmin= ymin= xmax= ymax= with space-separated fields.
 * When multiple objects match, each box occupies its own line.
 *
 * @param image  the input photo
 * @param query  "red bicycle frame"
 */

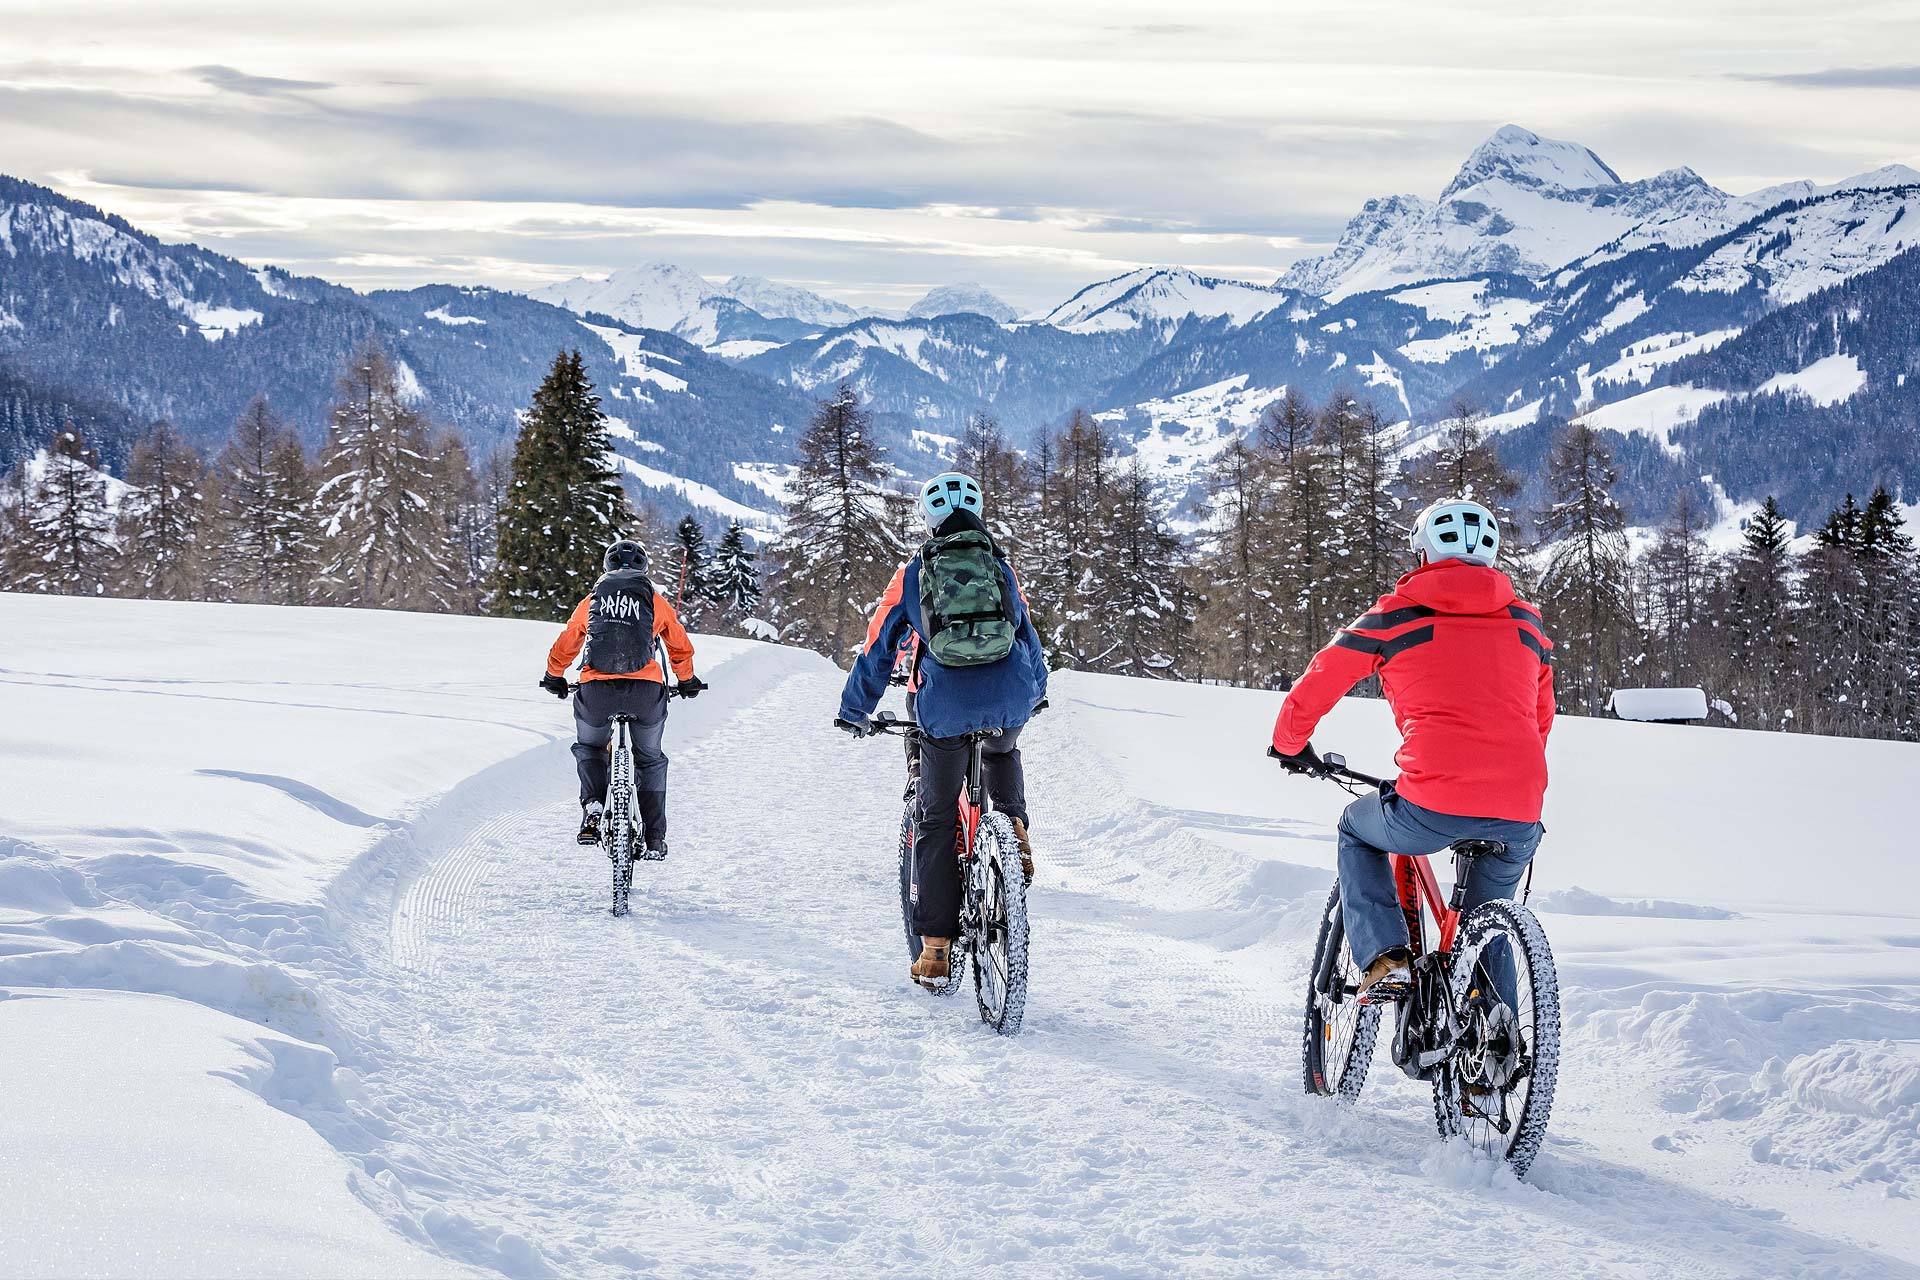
xmin=1394 ymin=853 xmax=1463 ymax=958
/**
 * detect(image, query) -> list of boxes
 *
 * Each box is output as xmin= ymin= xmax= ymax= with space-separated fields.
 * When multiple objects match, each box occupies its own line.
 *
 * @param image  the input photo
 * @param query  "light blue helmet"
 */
xmin=1411 ymin=498 xmax=1500 ymax=566
xmin=917 ymin=471 xmax=984 ymax=531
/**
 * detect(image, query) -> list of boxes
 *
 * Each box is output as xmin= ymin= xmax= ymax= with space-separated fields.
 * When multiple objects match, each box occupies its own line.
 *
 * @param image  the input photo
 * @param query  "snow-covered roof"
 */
xmin=1608 ymin=687 xmax=1710 ymax=722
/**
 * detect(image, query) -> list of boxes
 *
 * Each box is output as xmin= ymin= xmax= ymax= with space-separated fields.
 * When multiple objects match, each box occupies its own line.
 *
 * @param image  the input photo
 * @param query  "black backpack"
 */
xmin=582 ymin=569 xmax=656 ymax=675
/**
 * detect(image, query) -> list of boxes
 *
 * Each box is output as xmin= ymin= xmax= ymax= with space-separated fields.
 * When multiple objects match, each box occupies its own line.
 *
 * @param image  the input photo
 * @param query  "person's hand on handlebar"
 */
xmin=539 ymin=674 xmax=570 ymax=700
xmin=834 ymin=714 xmax=871 ymax=739
xmin=677 ymin=675 xmax=709 ymax=699
xmin=1267 ymin=742 xmax=1325 ymax=776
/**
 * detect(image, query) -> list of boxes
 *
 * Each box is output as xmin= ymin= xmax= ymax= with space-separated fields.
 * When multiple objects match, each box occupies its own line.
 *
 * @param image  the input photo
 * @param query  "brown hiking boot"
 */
xmin=1357 ymin=948 xmax=1412 ymax=1002
xmin=910 ymin=940 xmax=951 ymax=990
xmin=1011 ymin=818 xmax=1034 ymax=883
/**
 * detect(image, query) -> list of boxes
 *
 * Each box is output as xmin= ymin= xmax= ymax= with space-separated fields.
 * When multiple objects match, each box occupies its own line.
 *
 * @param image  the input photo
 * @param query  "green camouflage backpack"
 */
xmin=917 ymin=530 xmax=1016 ymax=667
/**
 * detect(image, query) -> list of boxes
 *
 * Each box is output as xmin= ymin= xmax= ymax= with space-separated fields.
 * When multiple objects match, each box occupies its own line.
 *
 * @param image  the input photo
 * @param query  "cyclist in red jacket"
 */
xmin=1270 ymin=499 xmax=1554 ymax=1000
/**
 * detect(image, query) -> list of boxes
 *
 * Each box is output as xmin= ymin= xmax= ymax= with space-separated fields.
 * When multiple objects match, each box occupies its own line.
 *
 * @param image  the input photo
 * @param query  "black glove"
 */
xmin=834 ymin=715 xmax=871 ymax=739
xmin=1031 ymin=699 xmax=1050 ymax=717
xmin=677 ymin=675 xmax=709 ymax=699
xmin=539 ymin=674 xmax=571 ymax=700
xmin=1268 ymin=742 xmax=1324 ymax=776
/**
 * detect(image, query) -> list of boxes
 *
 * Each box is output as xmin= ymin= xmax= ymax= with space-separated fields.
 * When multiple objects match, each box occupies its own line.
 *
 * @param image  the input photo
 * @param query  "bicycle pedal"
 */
xmin=1357 ymin=980 xmax=1412 ymax=1005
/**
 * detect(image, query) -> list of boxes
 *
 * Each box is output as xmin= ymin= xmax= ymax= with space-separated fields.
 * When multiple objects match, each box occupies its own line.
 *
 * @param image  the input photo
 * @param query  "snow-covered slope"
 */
xmin=6 ymin=593 xmax=1918 ymax=1275
xmin=905 ymin=282 xmax=1018 ymax=322
xmin=1037 ymin=266 xmax=1301 ymax=333
xmin=1281 ymin=126 xmax=1731 ymax=301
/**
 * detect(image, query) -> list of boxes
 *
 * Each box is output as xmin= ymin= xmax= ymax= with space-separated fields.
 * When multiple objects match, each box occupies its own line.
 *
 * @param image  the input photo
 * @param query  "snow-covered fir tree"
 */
xmin=770 ymin=383 xmax=901 ymax=661
xmin=1193 ymin=436 xmax=1286 ymax=687
xmin=115 ymin=420 xmax=205 ymax=601
xmin=1401 ymin=398 xmax=1524 ymax=539
xmin=669 ymin=515 xmax=713 ymax=623
xmin=1707 ymin=496 xmax=1795 ymax=728
xmin=1639 ymin=489 xmax=1712 ymax=686
xmin=316 ymin=338 xmax=452 ymax=611
xmin=487 ymin=349 xmax=633 ymax=620
xmin=1538 ymin=419 xmax=1636 ymax=713
xmin=711 ymin=520 xmax=763 ymax=625
xmin=1092 ymin=459 xmax=1189 ymax=678
xmin=5 ymin=424 xmax=116 ymax=596
xmin=207 ymin=398 xmax=323 ymax=606
xmin=1030 ymin=409 xmax=1112 ymax=667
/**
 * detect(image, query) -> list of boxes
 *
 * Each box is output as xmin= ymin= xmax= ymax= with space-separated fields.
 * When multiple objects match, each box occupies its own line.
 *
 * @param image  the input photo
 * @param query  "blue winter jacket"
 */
xmin=838 ymin=548 xmax=1049 ymax=740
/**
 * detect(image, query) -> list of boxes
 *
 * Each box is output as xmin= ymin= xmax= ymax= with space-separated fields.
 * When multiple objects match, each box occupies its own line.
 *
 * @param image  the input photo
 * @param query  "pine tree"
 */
xmin=1193 ymin=436 xmax=1285 ymax=685
xmin=115 ymin=420 xmax=205 ymax=601
xmin=670 ymin=515 xmax=713 ymax=623
xmin=316 ymin=337 xmax=453 ymax=611
xmin=209 ymin=397 xmax=285 ymax=603
xmin=1030 ymin=409 xmax=1112 ymax=666
xmin=1708 ymin=496 xmax=1796 ymax=728
xmin=431 ymin=431 xmax=490 ymax=614
xmin=5 ymin=424 xmax=116 ymax=596
xmin=1091 ymin=459 xmax=1188 ymax=677
xmin=770 ymin=383 xmax=902 ymax=660
xmin=1640 ymin=488 xmax=1711 ymax=686
xmin=1318 ymin=394 xmax=1402 ymax=631
xmin=487 ymin=349 xmax=633 ymax=620
xmin=1537 ymin=419 xmax=1635 ymax=713
xmin=711 ymin=520 xmax=764 ymax=624
xmin=265 ymin=432 xmax=323 ymax=605
xmin=1401 ymin=398 xmax=1523 ymax=538
xmin=1257 ymin=387 xmax=1331 ymax=683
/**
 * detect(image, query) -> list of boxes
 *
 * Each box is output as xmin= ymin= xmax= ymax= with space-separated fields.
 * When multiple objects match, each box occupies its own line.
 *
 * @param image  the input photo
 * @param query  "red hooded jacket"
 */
xmin=1272 ymin=559 xmax=1555 ymax=822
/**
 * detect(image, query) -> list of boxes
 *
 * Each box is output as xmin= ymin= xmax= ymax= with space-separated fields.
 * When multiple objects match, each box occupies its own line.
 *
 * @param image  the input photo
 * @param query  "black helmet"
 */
xmin=603 ymin=539 xmax=648 ymax=574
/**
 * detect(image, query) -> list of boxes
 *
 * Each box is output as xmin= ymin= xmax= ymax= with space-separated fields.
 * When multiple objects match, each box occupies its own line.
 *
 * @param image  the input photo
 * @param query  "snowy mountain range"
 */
xmin=6 ymin=123 xmax=1920 ymax=530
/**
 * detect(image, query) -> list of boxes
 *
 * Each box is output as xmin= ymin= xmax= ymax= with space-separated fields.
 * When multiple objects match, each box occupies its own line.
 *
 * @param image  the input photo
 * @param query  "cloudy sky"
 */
xmin=7 ymin=0 xmax=1918 ymax=312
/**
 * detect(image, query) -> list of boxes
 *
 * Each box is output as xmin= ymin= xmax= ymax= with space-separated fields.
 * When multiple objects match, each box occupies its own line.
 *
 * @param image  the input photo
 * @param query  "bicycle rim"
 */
xmin=971 ymin=814 xmax=1029 ymax=1035
xmin=1434 ymin=899 xmax=1561 ymax=1176
xmin=1301 ymin=882 xmax=1382 ymax=1100
xmin=608 ymin=771 xmax=636 ymax=918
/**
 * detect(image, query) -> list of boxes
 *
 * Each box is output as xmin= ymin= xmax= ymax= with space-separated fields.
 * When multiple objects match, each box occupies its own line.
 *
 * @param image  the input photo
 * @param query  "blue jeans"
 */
xmin=1337 ymin=788 xmax=1542 ymax=972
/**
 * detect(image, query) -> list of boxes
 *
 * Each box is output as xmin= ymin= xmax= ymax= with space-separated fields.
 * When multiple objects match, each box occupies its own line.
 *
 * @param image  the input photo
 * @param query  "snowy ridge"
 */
xmin=1038 ymin=266 xmax=1298 ymax=333
xmin=720 ymin=274 xmax=870 ymax=327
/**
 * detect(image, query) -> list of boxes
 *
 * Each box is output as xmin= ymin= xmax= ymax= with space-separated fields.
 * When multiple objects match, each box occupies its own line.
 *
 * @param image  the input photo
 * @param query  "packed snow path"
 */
xmin=336 ymin=659 xmax=1912 ymax=1279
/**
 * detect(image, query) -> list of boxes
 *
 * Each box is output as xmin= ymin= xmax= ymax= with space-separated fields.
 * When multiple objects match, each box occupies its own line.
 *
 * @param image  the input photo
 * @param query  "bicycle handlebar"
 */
xmin=1270 ymin=746 xmax=1389 ymax=792
xmin=566 ymin=680 xmax=686 ymax=699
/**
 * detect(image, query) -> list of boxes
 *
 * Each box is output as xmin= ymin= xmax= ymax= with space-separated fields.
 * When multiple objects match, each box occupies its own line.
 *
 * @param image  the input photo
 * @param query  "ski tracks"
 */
xmin=340 ymin=664 xmax=1917 ymax=1279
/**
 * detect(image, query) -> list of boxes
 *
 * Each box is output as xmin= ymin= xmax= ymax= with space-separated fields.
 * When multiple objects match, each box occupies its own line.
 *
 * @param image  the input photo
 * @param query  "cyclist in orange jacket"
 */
xmin=541 ymin=539 xmax=707 ymax=851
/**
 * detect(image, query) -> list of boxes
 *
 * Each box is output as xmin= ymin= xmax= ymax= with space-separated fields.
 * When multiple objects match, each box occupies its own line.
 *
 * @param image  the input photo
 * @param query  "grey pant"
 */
xmin=572 ymin=680 xmax=669 ymax=844
xmin=1337 ymin=787 xmax=1541 ymax=971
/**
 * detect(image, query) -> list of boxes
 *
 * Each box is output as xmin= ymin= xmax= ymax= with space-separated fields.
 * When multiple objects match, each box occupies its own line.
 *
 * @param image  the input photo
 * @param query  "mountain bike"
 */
xmin=570 ymin=676 xmax=683 ymax=918
xmin=1295 ymin=752 xmax=1561 ymax=1177
xmin=866 ymin=711 xmax=1029 ymax=1035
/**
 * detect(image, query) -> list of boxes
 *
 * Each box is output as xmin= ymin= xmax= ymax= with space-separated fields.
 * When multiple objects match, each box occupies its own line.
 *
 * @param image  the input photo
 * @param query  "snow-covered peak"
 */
xmin=905 ymin=283 xmax=1018 ymax=322
xmin=1441 ymin=124 xmax=1622 ymax=199
xmin=719 ymin=275 xmax=868 ymax=327
xmin=1282 ymin=127 xmax=1734 ymax=300
xmin=532 ymin=262 xmax=718 ymax=332
xmin=1732 ymin=163 xmax=1920 ymax=223
xmin=1038 ymin=267 xmax=1294 ymax=333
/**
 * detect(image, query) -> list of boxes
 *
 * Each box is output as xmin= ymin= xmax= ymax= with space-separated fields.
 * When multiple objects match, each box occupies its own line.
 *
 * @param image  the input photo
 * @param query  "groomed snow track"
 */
xmin=315 ymin=654 xmax=1914 ymax=1279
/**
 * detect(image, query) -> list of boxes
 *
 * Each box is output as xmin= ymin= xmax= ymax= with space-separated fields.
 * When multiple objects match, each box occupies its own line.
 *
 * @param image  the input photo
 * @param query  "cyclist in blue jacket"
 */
xmin=836 ymin=472 xmax=1048 ymax=988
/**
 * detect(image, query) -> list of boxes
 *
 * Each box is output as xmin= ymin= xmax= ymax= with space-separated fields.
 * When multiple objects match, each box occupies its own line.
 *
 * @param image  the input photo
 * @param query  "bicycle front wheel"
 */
xmin=1302 ymin=882 xmax=1383 ymax=1101
xmin=1434 ymin=898 xmax=1561 ymax=1177
xmin=970 ymin=813 xmax=1029 ymax=1035
xmin=608 ymin=781 xmax=637 ymax=918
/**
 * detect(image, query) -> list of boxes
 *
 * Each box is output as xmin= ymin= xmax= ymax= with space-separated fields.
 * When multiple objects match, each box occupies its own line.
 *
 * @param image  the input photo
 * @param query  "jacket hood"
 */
xmin=1395 ymin=558 xmax=1517 ymax=615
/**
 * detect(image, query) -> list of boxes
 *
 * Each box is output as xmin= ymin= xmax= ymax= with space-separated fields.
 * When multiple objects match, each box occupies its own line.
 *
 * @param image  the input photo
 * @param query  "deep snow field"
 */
xmin=2 ymin=593 xmax=1917 ymax=1279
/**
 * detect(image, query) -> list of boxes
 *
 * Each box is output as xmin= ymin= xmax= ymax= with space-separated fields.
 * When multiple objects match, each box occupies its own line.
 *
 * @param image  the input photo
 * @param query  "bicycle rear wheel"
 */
xmin=1433 ymin=899 xmax=1561 ymax=1176
xmin=970 ymin=812 xmax=1029 ymax=1035
xmin=1302 ymin=882 xmax=1383 ymax=1101
xmin=897 ymin=790 xmax=964 ymax=995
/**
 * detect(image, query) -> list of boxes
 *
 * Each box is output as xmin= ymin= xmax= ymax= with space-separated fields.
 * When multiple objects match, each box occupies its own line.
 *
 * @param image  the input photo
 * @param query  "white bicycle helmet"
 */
xmin=1410 ymin=498 xmax=1501 ymax=566
xmin=917 ymin=471 xmax=984 ymax=530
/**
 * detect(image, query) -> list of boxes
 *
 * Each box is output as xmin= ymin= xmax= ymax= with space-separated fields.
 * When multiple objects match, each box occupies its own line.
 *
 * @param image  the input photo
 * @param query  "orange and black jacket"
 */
xmin=547 ymin=590 xmax=696 ymax=685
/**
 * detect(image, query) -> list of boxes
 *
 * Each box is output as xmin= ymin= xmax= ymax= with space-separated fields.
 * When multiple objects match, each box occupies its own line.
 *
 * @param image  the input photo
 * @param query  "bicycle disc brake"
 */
xmin=1459 ymin=999 xmax=1523 ymax=1091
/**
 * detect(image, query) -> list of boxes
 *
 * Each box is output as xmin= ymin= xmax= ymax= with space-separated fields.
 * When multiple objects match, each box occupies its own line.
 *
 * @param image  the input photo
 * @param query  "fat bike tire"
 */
xmin=897 ymin=790 xmax=963 ymax=995
xmin=1302 ymin=882 xmax=1383 ymax=1101
xmin=970 ymin=813 xmax=1029 ymax=1035
xmin=607 ymin=781 xmax=637 ymax=918
xmin=1433 ymin=898 xmax=1561 ymax=1178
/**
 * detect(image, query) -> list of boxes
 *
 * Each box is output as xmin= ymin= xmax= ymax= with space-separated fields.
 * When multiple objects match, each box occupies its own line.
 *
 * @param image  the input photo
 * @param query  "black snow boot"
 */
xmin=577 ymin=801 xmax=604 ymax=846
xmin=637 ymin=790 xmax=668 ymax=860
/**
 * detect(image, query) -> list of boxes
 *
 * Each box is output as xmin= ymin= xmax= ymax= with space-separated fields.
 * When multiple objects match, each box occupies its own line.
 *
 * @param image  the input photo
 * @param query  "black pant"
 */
xmin=911 ymin=727 xmax=1027 ymax=939
xmin=572 ymin=679 xmax=669 ymax=847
